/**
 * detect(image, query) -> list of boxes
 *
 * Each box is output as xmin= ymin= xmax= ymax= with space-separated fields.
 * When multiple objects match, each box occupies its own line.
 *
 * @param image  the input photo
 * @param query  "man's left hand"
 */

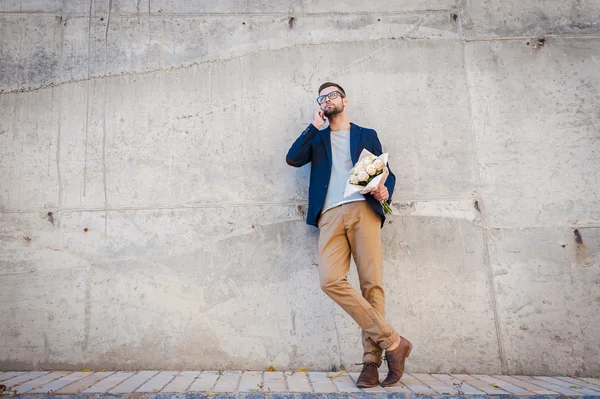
xmin=371 ymin=186 xmax=389 ymax=202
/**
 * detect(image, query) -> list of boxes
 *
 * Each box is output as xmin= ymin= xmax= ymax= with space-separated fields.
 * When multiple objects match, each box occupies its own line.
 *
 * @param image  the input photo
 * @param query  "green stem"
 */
xmin=381 ymin=200 xmax=393 ymax=215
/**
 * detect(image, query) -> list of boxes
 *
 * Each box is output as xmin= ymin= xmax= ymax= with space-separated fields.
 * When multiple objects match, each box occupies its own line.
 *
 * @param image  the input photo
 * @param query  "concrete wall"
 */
xmin=1 ymin=0 xmax=598 ymax=375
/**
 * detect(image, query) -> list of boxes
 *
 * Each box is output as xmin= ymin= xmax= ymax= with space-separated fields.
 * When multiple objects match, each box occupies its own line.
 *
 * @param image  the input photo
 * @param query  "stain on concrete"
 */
xmin=573 ymin=229 xmax=590 ymax=265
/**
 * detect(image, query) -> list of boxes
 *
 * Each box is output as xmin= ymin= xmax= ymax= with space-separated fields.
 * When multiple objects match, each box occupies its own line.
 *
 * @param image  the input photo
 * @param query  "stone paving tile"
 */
xmin=212 ymin=371 xmax=242 ymax=392
xmin=14 ymin=371 xmax=69 ymax=394
xmin=536 ymin=376 xmax=599 ymax=395
xmin=454 ymin=374 xmax=512 ymax=395
xmin=284 ymin=371 xmax=312 ymax=393
xmin=400 ymin=373 xmax=437 ymax=394
xmin=309 ymin=372 xmax=338 ymax=393
xmin=346 ymin=373 xmax=387 ymax=393
xmin=413 ymin=373 xmax=460 ymax=395
xmin=580 ymin=378 xmax=600 ymax=386
xmin=494 ymin=375 xmax=560 ymax=395
xmin=262 ymin=371 xmax=286 ymax=392
xmin=54 ymin=371 xmax=115 ymax=394
xmin=188 ymin=371 xmax=220 ymax=392
xmin=109 ymin=370 xmax=159 ymax=394
xmin=161 ymin=371 xmax=201 ymax=392
xmin=136 ymin=371 xmax=179 ymax=393
xmin=556 ymin=376 xmax=600 ymax=393
xmin=474 ymin=374 xmax=536 ymax=396
xmin=1 ymin=372 xmax=49 ymax=388
xmin=238 ymin=371 xmax=263 ymax=392
xmin=28 ymin=372 xmax=90 ymax=394
xmin=0 ymin=372 xmax=27 ymax=383
xmin=378 ymin=373 xmax=412 ymax=394
xmin=432 ymin=373 xmax=486 ymax=395
xmin=83 ymin=371 xmax=135 ymax=393
xmin=515 ymin=376 xmax=584 ymax=396
xmin=331 ymin=374 xmax=361 ymax=393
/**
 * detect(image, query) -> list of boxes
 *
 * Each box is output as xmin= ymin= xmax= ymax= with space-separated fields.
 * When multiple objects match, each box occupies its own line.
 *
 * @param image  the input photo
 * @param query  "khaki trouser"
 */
xmin=317 ymin=200 xmax=399 ymax=366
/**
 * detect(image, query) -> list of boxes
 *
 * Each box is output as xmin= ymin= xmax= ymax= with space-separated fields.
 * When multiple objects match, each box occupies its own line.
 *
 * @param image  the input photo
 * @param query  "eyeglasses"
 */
xmin=316 ymin=91 xmax=345 ymax=105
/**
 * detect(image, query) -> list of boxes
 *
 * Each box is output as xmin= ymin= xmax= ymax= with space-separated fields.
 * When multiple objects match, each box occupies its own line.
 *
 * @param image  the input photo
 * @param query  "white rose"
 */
xmin=357 ymin=171 xmax=369 ymax=182
xmin=367 ymin=165 xmax=377 ymax=176
xmin=373 ymin=158 xmax=384 ymax=171
xmin=350 ymin=175 xmax=360 ymax=184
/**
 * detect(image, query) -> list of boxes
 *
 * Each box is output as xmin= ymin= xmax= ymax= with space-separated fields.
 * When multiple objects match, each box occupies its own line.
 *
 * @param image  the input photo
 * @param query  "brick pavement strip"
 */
xmin=493 ymin=375 xmax=560 ymax=395
xmin=238 ymin=371 xmax=263 ymax=392
xmin=262 ymin=371 xmax=286 ymax=392
xmin=1 ymin=372 xmax=49 ymax=388
xmin=212 ymin=371 xmax=242 ymax=392
xmin=28 ymin=372 xmax=91 ymax=394
xmin=161 ymin=371 xmax=201 ymax=392
xmin=13 ymin=372 xmax=70 ymax=394
xmin=399 ymin=373 xmax=437 ymax=394
xmin=109 ymin=371 xmax=159 ymax=394
xmin=453 ymin=374 xmax=513 ymax=395
xmin=136 ymin=371 xmax=179 ymax=393
xmin=0 ymin=372 xmax=27 ymax=383
xmin=284 ymin=371 xmax=312 ymax=392
xmin=54 ymin=372 xmax=115 ymax=394
xmin=536 ymin=376 xmax=599 ymax=396
xmin=308 ymin=372 xmax=338 ymax=393
xmin=473 ymin=374 xmax=536 ymax=396
xmin=1 ymin=371 xmax=600 ymax=396
xmin=83 ymin=371 xmax=135 ymax=393
xmin=515 ymin=375 xmax=585 ymax=396
xmin=413 ymin=373 xmax=461 ymax=395
xmin=188 ymin=371 xmax=220 ymax=392
xmin=556 ymin=376 xmax=600 ymax=393
xmin=431 ymin=373 xmax=486 ymax=395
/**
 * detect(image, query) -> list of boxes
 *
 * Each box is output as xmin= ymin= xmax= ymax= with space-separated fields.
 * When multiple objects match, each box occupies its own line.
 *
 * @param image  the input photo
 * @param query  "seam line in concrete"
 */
xmin=460 ymin=38 xmax=507 ymax=374
xmin=0 ymin=10 xmax=458 ymax=18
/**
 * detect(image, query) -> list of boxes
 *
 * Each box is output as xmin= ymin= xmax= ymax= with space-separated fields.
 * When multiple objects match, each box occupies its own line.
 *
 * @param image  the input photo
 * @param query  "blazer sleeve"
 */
xmin=286 ymin=124 xmax=319 ymax=167
xmin=371 ymin=130 xmax=396 ymax=203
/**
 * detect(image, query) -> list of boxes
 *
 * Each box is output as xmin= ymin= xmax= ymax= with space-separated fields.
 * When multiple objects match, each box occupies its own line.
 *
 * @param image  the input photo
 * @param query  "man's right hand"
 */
xmin=312 ymin=110 xmax=326 ymax=129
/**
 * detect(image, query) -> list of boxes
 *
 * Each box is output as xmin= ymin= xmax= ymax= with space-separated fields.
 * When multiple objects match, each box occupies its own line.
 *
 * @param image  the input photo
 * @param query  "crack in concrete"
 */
xmin=0 ymin=37 xmax=436 ymax=94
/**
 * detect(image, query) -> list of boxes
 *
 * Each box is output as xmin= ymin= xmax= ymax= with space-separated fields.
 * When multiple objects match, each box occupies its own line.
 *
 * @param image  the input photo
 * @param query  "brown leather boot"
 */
xmin=381 ymin=337 xmax=412 ymax=387
xmin=355 ymin=362 xmax=380 ymax=388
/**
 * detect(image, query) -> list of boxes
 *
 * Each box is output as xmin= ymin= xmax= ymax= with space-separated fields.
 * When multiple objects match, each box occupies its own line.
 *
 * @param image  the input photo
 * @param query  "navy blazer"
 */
xmin=286 ymin=122 xmax=395 ymax=228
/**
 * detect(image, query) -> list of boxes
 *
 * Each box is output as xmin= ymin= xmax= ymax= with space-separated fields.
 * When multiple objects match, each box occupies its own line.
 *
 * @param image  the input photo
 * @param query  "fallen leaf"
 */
xmin=248 ymin=388 xmax=260 ymax=393
xmin=492 ymin=384 xmax=500 ymax=388
xmin=570 ymin=386 xmax=582 ymax=389
xmin=266 ymin=366 xmax=275 ymax=372
xmin=80 ymin=369 xmax=92 ymax=372
xmin=98 ymin=369 xmax=107 ymax=372
xmin=327 ymin=370 xmax=347 ymax=379
xmin=31 ymin=386 xmax=42 ymax=390
xmin=258 ymin=384 xmax=264 ymax=388
xmin=587 ymin=382 xmax=598 ymax=386
xmin=296 ymin=369 xmax=310 ymax=373
xmin=153 ymin=389 xmax=160 ymax=393
xmin=204 ymin=392 xmax=217 ymax=396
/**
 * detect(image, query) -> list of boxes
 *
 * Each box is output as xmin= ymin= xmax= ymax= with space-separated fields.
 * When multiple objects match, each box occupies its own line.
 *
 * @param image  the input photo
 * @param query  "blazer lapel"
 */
xmin=350 ymin=123 xmax=362 ymax=164
xmin=320 ymin=127 xmax=332 ymax=167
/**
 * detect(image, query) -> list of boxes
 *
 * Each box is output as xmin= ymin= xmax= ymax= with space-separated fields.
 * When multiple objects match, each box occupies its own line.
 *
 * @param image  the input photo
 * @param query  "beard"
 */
xmin=323 ymin=103 xmax=343 ymax=117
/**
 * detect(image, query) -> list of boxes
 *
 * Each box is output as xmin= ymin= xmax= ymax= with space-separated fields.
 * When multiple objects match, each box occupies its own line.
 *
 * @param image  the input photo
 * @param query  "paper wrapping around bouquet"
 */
xmin=343 ymin=149 xmax=389 ymax=199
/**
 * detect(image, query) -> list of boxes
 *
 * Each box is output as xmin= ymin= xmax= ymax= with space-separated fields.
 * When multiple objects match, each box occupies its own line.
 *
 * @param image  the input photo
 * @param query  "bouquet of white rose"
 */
xmin=344 ymin=149 xmax=393 ymax=215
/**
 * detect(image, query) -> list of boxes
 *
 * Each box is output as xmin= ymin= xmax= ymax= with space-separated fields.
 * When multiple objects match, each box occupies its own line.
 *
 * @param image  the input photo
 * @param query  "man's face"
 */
xmin=319 ymin=86 xmax=346 ymax=117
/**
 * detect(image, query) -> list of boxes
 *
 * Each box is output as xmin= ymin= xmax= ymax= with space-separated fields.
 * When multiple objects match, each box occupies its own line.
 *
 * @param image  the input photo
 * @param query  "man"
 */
xmin=286 ymin=82 xmax=412 ymax=388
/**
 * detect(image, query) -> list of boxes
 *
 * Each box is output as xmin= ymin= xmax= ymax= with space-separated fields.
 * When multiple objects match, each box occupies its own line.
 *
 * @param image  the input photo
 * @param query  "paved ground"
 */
xmin=1 ymin=371 xmax=599 ymax=398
